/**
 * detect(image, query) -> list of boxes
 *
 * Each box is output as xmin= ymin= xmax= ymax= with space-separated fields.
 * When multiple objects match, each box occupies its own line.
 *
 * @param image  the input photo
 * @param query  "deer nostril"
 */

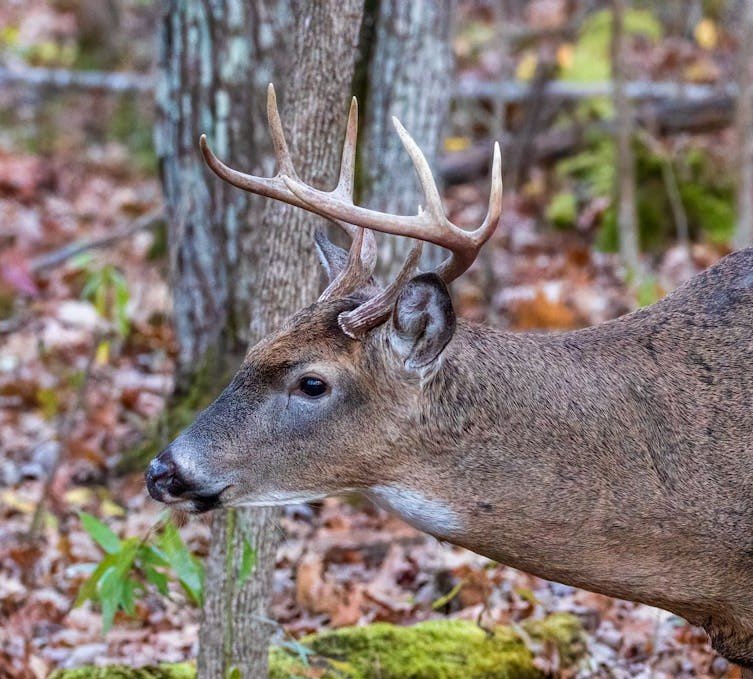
xmin=146 ymin=448 xmax=190 ymax=500
xmin=149 ymin=453 xmax=174 ymax=481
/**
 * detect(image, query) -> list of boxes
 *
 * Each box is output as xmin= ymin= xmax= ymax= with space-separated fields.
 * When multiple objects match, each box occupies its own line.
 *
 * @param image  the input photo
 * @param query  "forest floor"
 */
xmin=0 ymin=1 xmax=743 ymax=678
xmin=0 ymin=108 xmax=733 ymax=678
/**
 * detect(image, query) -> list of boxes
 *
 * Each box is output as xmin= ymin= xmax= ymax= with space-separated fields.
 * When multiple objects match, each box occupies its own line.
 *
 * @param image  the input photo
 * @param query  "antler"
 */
xmin=282 ymin=119 xmax=502 ymax=284
xmin=200 ymin=84 xmax=377 ymax=283
xmin=200 ymin=83 xmax=503 ymax=337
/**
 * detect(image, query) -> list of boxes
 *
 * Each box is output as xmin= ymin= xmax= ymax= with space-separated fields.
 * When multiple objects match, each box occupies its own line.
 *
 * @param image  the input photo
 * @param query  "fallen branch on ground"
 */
xmin=30 ymin=210 xmax=164 ymax=273
xmin=0 ymin=65 xmax=153 ymax=93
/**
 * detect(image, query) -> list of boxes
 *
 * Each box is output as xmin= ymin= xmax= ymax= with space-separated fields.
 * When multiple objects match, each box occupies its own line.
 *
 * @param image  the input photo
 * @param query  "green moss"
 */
xmin=49 ymin=662 xmax=195 ymax=679
xmin=554 ymin=130 xmax=735 ymax=252
xmin=50 ymin=614 xmax=583 ymax=679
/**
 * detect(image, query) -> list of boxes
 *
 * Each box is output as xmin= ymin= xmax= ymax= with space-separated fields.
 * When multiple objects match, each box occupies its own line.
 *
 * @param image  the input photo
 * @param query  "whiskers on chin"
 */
xmin=225 ymin=489 xmax=338 ymax=508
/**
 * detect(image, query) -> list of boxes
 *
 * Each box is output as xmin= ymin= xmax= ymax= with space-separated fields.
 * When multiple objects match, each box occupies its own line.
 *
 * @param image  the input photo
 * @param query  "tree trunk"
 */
xmin=734 ymin=0 xmax=753 ymax=249
xmin=611 ymin=0 xmax=641 ymax=276
xmin=226 ymin=5 xmax=365 ymax=675
xmin=157 ymin=1 xmax=364 ymax=677
xmin=155 ymin=0 xmax=291 ymax=386
xmin=358 ymin=0 xmax=455 ymax=278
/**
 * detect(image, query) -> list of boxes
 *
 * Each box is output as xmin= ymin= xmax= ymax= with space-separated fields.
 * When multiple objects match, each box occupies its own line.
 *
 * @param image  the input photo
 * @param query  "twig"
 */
xmin=0 ymin=65 xmax=153 ymax=93
xmin=27 ymin=333 xmax=103 ymax=539
xmin=637 ymin=129 xmax=689 ymax=248
xmin=0 ymin=63 xmax=741 ymax=108
xmin=29 ymin=210 xmax=163 ymax=273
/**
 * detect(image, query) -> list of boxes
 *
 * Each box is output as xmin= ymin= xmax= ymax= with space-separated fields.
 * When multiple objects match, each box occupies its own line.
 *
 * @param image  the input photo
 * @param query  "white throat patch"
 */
xmin=367 ymin=484 xmax=463 ymax=539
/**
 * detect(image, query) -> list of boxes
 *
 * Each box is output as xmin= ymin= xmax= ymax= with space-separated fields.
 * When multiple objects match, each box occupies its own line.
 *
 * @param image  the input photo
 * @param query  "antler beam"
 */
xmin=199 ymin=83 xmax=503 ymax=286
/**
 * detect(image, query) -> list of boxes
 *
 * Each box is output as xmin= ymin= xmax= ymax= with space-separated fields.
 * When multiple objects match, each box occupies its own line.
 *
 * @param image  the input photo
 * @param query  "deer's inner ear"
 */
xmin=388 ymin=273 xmax=456 ymax=370
xmin=314 ymin=229 xmax=350 ymax=284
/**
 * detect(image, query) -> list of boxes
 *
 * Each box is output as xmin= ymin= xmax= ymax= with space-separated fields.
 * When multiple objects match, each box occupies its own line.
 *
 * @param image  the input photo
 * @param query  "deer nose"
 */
xmin=145 ymin=448 xmax=191 ymax=501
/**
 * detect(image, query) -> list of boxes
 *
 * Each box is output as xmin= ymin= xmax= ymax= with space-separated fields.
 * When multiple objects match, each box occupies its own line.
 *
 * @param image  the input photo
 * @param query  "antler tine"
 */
xmin=435 ymin=141 xmax=503 ymax=282
xmin=199 ymin=84 xmax=374 ymax=266
xmin=335 ymin=97 xmax=358 ymax=198
xmin=319 ymin=227 xmax=375 ymax=302
xmin=330 ymin=96 xmax=378 ymax=267
xmin=338 ymin=240 xmax=424 ymax=339
xmin=282 ymin=120 xmax=503 ymax=285
xmin=390 ymin=117 xmax=445 ymax=221
xmin=266 ymin=83 xmax=296 ymax=177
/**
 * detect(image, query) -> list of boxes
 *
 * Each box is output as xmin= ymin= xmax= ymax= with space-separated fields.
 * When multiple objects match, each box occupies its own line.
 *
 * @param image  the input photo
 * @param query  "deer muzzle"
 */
xmin=145 ymin=444 xmax=225 ymax=513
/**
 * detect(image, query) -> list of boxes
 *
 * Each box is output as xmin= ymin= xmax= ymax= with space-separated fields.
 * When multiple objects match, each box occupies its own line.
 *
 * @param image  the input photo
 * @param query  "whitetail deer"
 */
xmin=147 ymin=84 xmax=753 ymax=673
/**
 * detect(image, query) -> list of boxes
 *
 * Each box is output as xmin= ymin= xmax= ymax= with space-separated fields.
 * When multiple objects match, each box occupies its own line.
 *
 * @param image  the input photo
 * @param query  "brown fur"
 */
xmin=151 ymin=248 xmax=753 ymax=667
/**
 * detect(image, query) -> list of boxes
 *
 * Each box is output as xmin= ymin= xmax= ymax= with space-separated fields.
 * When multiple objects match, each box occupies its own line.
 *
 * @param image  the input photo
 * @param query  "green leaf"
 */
xmin=143 ymin=565 xmax=169 ymax=596
xmin=80 ymin=270 xmax=102 ymax=301
xmin=159 ymin=522 xmax=204 ymax=605
xmin=278 ymin=639 xmax=314 ymax=666
xmin=238 ymin=536 xmax=256 ymax=588
xmin=432 ymin=580 xmax=465 ymax=610
xmin=139 ymin=544 xmax=169 ymax=568
xmin=80 ymin=512 xmax=121 ymax=554
xmin=70 ymin=252 xmax=94 ymax=270
xmin=98 ymin=565 xmax=123 ymax=633
xmin=75 ymin=553 xmax=119 ymax=606
xmin=120 ymin=577 xmax=138 ymax=616
xmin=113 ymin=275 xmax=130 ymax=336
xmin=546 ymin=191 xmax=577 ymax=229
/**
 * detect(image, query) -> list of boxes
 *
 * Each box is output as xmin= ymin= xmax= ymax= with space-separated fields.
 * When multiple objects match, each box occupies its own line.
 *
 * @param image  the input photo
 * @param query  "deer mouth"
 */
xmin=184 ymin=489 xmax=225 ymax=513
xmin=147 ymin=481 xmax=232 ymax=514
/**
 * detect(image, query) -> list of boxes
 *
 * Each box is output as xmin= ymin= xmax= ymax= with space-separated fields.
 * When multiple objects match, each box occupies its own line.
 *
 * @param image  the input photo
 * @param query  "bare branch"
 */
xmin=0 ymin=65 xmax=152 ymax=93
xmin=29 ymin=210 xmax=164 ymax=273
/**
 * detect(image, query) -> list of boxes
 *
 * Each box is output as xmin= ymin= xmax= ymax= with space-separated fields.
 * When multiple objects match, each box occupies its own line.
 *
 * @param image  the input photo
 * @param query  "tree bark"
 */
xmin=158 ymin=1 xmax=363 ymax=677
xmin=155 ymin=0 xmax=291 ymax=386
xmin=358 ymin=0 xmax=455 ymax=278
xmin=611 ymin=0 xmax=641 ymax=276
xmin=171 ymin=2 xmax=362 ymax=677
xmin=734 ymin=0 xmax=753 ymax=249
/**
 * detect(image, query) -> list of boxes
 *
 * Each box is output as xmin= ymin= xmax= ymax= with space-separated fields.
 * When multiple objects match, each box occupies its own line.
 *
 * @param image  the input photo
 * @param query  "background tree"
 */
xmin=156 ymin=1 xmax=364 ymax=676
xmin=734 ymin=0 xmax=753 ymax=249
xmin=611 ymin=0 xmax=640 ymax=276
xmin=358 ymin=0 xmax=455 ymax=277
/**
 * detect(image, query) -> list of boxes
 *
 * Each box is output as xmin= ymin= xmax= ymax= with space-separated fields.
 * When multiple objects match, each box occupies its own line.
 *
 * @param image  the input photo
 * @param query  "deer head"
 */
xmin=145 ymin=84 xmax=502 ymax=515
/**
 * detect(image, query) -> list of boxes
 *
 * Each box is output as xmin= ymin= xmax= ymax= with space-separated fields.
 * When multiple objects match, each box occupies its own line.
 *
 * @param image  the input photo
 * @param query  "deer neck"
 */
xmin=369 ymin=319 xmax=740 ymax=623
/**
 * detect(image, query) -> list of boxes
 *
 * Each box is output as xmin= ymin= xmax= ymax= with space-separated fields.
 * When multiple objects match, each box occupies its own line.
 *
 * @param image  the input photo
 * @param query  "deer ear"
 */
xmin=389 ymin=273 xmax=456 ymax=370
xmin=314 ymin=229 xmax=349 ymax=284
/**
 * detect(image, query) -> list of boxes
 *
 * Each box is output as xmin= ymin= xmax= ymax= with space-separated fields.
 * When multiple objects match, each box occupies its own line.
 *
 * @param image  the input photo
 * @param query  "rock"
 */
xmin=48 ymin=613 xmax=585 ymax=679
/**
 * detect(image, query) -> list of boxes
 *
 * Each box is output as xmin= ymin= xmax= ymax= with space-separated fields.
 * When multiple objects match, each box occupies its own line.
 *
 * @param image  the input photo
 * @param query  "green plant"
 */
xmin=75 ymin=254 xmax=131 ymax=337
xmin=559 ymin=7 xmax=662 ymax=84
xmin=76 ymin=512 xmax=207 ymax=632
xmin=550 ymin=131 xmax=735 ymax=252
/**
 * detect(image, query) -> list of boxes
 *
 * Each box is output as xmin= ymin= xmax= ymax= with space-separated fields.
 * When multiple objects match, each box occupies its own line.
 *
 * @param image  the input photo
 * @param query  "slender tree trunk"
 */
xmin=226 ymin=6 xmax=364 ymax=675
xmin=161 ymin=2 xmax=364 ymax=677
xmin=156 ymin=4 xmax=291 ymax=678
xmin=611 ymin=0 xmax=641 ymax=276
xmin=157 ymin=1 xmax=363 ymax=677
xmin=156 ymin=0 xmax=290 ymax=386
xmin=358 ymin=0 xmax=455 ymax=278
xmin=734 ymin=0 xmax=753 ymax=249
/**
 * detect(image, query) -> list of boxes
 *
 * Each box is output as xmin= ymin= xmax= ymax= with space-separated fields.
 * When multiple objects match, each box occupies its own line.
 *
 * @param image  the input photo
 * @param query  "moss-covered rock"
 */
xmin=49 ymin=613 xmax=584 ymax=679
xmin=49 ymin=663 xmax=194 ymax=679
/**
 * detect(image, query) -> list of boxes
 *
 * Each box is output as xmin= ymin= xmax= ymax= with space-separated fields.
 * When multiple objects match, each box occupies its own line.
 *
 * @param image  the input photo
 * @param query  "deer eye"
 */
xmin=297 ymin=376 xmax=328 ymax=398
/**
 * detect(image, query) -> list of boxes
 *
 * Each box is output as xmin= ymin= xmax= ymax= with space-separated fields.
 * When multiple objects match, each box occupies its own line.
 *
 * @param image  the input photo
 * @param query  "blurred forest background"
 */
xmin=1 ymin=1 xmax=753 ymax=678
